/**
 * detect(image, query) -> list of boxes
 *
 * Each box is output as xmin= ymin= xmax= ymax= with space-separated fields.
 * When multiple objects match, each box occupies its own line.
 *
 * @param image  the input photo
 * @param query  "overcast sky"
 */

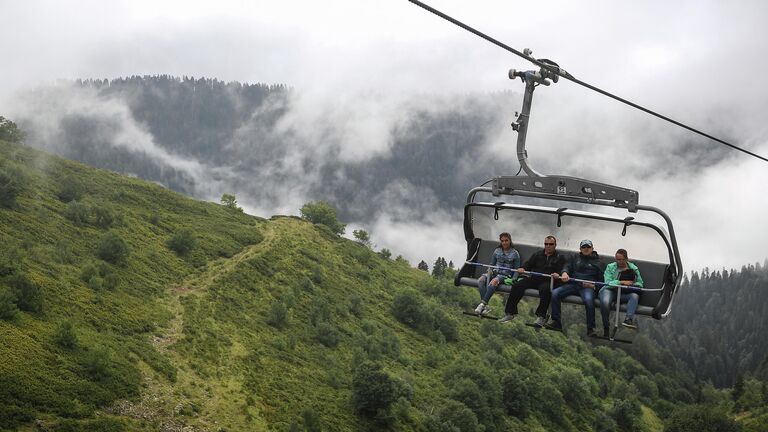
xmin=2 ymin=0 xmax=768 ymax=272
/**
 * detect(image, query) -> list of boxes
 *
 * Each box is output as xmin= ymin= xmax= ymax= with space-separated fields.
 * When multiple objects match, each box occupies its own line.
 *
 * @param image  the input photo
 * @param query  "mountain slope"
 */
xmin=1 ymin=139 xmax=747 ymax=432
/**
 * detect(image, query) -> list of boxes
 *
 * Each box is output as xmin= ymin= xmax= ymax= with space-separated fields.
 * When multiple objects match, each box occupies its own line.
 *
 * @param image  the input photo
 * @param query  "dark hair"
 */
xmin=545 ymin=235 xmax=556 ymax=243
xmin=615 ymin=248 xmax=628 ymax=259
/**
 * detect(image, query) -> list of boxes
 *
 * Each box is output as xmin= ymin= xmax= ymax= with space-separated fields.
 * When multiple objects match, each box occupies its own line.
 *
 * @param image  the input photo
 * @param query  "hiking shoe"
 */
xmin=474 ymin=302 xmax=485 ymax=314
xmin=499 ymin=314 xmax=516 ymax=324
xmin=533 ymin=315 xmax=548 ymax=328
xmin=545 ymin=320 xmax=562 ymax=331
xmin=622 ymin=317 xmax=638 ymax=329
xmin=587 ymin=328 xmax=597 ymax=337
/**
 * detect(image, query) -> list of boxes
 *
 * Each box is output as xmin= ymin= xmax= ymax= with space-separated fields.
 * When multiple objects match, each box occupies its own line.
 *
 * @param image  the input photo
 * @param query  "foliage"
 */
xmin=665 ymin=404 xmax=742 ymax=432
xmin=353 ymin=229 xmax=372 ymax=248
xmin=352 ymin=361 xmax=402 ymax=422
xmin=0 ymin=116 xmax=25 ymax=143
xmin=64 ymin=200 xmax=89 ymax=226
xmin=0 ymin=162 xmax=28 ymax=208
xmin=417 ymin=260 xmax=429 ymax=272
xmin=96 ymin=231 xmax=129 ymax=264
xmin=0 ymin=286 xmax=19 ymax=320
xmin=300 ymin=201 xmax=346 ymax=235
xmin=266 ymin=301 xmax=288 ymax=329
xmin=432 ymin=257 xmax=448 ymax=277
xmin=167 ymin=228 xmax=197 ymax=255
xmin=220 ymin=193 xmax=243 ymax=212
xmin=53 ymin=320 xmax=78 ymax=349
xmin=56 ymin=175 xmax=85 ymax=202
xmin=6 ymin=273 xmax=43 ymax=313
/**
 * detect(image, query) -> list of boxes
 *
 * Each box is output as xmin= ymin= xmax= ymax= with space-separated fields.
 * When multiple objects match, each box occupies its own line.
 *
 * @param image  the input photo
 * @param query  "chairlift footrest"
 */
xmin=462 ymin=311 xmax=500 ymax=320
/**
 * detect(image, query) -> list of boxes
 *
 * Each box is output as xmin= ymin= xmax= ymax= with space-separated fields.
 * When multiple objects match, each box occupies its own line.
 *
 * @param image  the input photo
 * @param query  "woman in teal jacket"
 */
xmin=598 ymin=248 xmax=644 ymax=336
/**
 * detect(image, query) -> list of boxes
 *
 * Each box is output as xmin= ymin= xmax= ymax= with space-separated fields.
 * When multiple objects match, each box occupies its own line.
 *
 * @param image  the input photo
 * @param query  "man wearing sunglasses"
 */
xmin=499 ymin=236 xmax=565 ymax=327
xmin=546 ymin=239 xmax=604 ymax=336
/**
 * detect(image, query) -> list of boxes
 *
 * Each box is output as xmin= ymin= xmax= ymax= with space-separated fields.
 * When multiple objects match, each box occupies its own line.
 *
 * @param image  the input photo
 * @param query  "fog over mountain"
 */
xmin=2 ymin=0 xmax=768 ymax=271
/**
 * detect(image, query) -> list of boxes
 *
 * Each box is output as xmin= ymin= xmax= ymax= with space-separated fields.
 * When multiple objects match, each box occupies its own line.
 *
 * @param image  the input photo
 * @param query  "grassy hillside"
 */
xmin=0 ymin=139 xmax=748 ymax=431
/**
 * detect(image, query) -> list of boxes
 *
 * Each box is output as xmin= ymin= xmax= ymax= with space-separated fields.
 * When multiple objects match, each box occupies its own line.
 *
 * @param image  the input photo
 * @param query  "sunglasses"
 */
xmin=580 ymin=245 xmax=593 ymax=249
xmin=544 ymin=242 xmax=555 ymax=246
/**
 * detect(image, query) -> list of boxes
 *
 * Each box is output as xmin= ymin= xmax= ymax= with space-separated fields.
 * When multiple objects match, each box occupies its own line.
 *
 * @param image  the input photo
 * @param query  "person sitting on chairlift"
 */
xmin=546 ymin=239 xmax=603 ymax=336
xmin=598 ymin=248 xmax=644 ymax=336
xmin=498 ymin=235 xmax=565 ymax=326
xmin=474 ymin=232 xmax=520 ymax=315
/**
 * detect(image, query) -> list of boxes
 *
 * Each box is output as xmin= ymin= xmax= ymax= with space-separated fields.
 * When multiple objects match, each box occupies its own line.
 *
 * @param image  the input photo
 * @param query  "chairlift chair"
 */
xmin=454 ymin=60 xmax=683 ymax=339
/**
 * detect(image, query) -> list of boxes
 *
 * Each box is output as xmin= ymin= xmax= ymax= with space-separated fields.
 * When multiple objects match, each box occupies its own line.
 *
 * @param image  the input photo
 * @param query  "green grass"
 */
xmin=1 ymin=139 xmax=749 ymax=431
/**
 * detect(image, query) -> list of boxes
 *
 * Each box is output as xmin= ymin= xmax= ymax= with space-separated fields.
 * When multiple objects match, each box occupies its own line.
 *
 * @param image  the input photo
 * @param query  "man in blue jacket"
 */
xmin=546 ymin=239 xmax=603 ymax=336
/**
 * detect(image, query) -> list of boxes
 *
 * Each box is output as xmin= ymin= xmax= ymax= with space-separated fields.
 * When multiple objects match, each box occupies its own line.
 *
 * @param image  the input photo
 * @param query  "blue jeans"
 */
xmin=598 ymin=286 xmax=639 ymax=329
xmin=478 ymin=274 xmax=508 ymax=303
xmin=551 ymin=283 xmax=596 ymax=330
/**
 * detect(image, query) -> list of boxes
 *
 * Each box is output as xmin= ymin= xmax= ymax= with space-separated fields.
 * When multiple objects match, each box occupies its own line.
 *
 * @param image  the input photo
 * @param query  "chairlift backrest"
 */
xmin=455 ymin=201 xmax=680 ymax=319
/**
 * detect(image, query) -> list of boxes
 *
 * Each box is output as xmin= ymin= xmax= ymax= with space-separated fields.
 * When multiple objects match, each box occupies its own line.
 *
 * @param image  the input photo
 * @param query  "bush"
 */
xmin=316 ymin=322 xmax=341 ymax=348
xmin=7 ymin=273 xmax=42 ymax=313
xmin=54 ymin=320 xmax=78 ymax=349
xmin=352 ymin=361 xmax=400 ymax=420
xmin=0 ymin=247 xmax=22 ymax=277
xmin=96 ymin=231 xmax=129 ymax=264
xmin=167 ymin=228 xmax=197 ymax=256
xmin=664 ymin=404 xmax=741 ymax=432
xmin=0 ymin=286 xmax=18 ymax=320
xmin=300 ymin=201 xmax=346 ymax=235
xmin=64 ymin=200 xmax=89 ymax=226
xmin=392 ymin=289 xmax=425 ymax=329
xmin=426 ymin=400 xmax=481 ymax=432
xmin=0 ymin=163 xmax=28 ymax=208
xmin=81 ymin=346 xmax=113 ymax=381
xmin=266 ymin=301 xmax=288 ymax=329
xmin=57 ymin=176 xmax=84 ymax=202
xmin=92 ymin=204 xmax=114 ymax=228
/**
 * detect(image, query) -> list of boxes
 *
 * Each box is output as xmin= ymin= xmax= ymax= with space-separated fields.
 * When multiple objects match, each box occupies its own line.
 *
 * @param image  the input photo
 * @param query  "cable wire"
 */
xmin=408 ymin=0 xmax=768 ymax=163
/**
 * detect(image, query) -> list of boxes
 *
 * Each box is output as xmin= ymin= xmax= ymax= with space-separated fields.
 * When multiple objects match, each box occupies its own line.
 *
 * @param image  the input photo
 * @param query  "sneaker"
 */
xmin=587 ymin=328 xmax=597 ymax=337
xmin=622 ymin=317 xmax=638 ymax=329
xmin=533 ymin=315 xmax=548 ymax=328
xmin=474 ymin=302 xmax=485 ymax=314
xmin=545 ymin=320 xmax=562 ymax=331
xmin=481 ymin=305 xmax=492 ymax=315
xmin=499 ymin=314 xmax=516 ymax=324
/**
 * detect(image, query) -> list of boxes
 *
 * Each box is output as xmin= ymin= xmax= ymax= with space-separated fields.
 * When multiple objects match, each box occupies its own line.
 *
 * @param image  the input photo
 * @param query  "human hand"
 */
xmin=561 ymin=273 xmax=570 ymax=282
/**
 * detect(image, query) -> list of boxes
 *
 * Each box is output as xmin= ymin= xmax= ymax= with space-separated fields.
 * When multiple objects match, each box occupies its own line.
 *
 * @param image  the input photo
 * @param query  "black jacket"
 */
xmin=562 ymin=251 xmax=603 ymax=282
xmin=522 ymin=250 xmax=566 ymax=275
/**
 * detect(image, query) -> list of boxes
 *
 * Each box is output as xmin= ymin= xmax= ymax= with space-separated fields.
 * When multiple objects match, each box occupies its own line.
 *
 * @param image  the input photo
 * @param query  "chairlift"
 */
xmin=454 ymin=58 xmax=683 ymax=341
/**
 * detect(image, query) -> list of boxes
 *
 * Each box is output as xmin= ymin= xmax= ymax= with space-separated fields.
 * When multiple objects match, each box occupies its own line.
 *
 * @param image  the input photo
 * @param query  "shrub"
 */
xmin=92 ymin=204 xmax=114 ymax=228
xmin=7 ymin=273 xmax=42 ymax=313
xmin=352 ymin=362 xmax=400 ymax=421
xmin=315 ymin=322 xmax=341 ymax=347
xmin=0 ymin=163 xmax=28 ymax=208
xmin=266 ymin=301 xmax=288 ymax=329
xmin=664 ymin=404 xmax=741 ymax=432
xmin=0 ymin=286 xmax=18 ymax=320
xmin=64 ymin=200 xmax=89 ymax=226
xmin=0 ymin=247 xmax=22 ymax=277
xmin=300 ymin=201 xmax=346 ymax=235
xmin=426 ymin=400 xmax=481 ymax=432
xmin=96 ymin=231 xmax=129 ymax=264
xmin=167 ymin=228 xmax=196 ymax=255
xmin=54 ymin=320 xmax=78 ymax=349
xmin=349 ymin=294 xmax=363 ymax=317
xmin=81 ymin=346 xmax=113 ymax=381
xmin=57 ymin=176 xmax=84 ymax=202
xmin=392 ymin=289 xmax=425 ymax=329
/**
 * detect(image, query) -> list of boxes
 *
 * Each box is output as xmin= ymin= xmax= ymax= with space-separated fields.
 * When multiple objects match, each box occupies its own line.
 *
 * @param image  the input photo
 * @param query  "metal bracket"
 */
xmin=492 ymin=175 xmax=639 ymax=212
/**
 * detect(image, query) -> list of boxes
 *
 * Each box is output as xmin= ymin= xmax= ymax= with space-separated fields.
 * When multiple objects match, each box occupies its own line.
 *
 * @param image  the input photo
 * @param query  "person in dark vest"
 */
xmin=546 ymin=239 xmax=603 ymax=336
xmin=498 ymin=235 xmax=565 ymax=327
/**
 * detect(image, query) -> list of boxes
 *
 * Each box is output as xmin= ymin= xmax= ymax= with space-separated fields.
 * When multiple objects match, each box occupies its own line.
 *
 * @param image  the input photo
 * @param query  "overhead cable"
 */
xmin=408 ymin=0 xmax=768 ymax=163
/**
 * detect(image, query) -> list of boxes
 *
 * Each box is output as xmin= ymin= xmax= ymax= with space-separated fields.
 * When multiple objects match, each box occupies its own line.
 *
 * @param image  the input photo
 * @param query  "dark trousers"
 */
xmin=504 ymin=276 xmax=555 ymax=317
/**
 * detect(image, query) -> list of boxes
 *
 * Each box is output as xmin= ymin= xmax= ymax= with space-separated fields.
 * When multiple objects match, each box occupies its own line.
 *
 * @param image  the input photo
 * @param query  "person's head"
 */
xmin=579 ymin=239 xmax=594 ymax=255
xmin=615 ymin=248 xmax=628 ymax=264
xmin=499 ymin=232 xmax=513 ymax=250
xmin=544 ymin=235 xmax=557 ymax=254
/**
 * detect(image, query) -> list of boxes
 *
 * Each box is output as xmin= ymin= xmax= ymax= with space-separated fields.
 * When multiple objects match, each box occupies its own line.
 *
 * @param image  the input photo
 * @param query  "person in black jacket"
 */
xmin=498 ymin=235 xmax=565 ymax=326
xmin=546 ymin=239 xmax=604 ymax=336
